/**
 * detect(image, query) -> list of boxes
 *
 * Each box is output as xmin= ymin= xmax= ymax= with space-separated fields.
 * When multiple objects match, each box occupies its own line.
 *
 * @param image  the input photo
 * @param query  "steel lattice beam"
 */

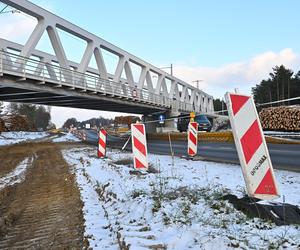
xmin=0 ymin=0 xmax=214 ymax=114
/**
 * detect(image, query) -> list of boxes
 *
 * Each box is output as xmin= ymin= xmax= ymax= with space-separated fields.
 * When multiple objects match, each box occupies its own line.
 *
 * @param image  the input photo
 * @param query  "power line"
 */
xmin=213 ymin=96 xmax=300 ymax=116
xmin=256 ymin=96 xmax=300 ymax=107
xmin=0 ymin=5 xmax=8 ymax=14
xmin=0 ymin=5 xmax=20 ymax=15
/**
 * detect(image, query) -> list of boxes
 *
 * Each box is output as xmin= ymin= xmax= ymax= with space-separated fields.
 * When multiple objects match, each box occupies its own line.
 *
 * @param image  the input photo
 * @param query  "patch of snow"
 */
xmin=0 ymin=132 xmax=49 ymax=146
xmin=52 ymin=132 xmax=81 ymax=142
xmin=263 ymin=131 xmax=300 ymax=140
xmin=0 ymin=156 xmax=34 ymax=190
xmin=63 ymin=147 xmax=300 ymax=249
xmin=65 ymin=153 xmax=118 ymax=249
xmin=264 ymin=131 xmax=300 ymax=135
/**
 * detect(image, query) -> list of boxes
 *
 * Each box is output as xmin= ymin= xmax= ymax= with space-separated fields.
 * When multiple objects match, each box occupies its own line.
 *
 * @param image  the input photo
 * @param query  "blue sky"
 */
xmin=1 ymin=0 xmax=300 ymax=126
xmin=32 ymin=0 xmax=300 ymax=67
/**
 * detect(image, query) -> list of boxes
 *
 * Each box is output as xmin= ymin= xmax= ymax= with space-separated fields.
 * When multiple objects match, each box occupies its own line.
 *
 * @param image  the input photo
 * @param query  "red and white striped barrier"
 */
xmin=83 ymin=132 xmax=87 ymax=141
xmin=188 ymin=122 xmax=198 ymax=157
xmin=131 ymin=123 xmax=148 ymax=170
xmin=225 ymin=93 xmax=280 ymax=200
xmin=98 ymin=129 xmax=107 ymax=158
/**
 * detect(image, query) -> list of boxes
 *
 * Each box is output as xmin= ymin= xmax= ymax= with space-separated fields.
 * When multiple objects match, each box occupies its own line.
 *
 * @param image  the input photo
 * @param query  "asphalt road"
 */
xmin=85 ymin=130 xmax=300 ymax=173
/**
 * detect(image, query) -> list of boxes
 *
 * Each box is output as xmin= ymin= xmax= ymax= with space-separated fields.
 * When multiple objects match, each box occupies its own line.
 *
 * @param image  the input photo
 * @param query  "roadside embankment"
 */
xmin=148 ymin=131 xmax=300 ymax=144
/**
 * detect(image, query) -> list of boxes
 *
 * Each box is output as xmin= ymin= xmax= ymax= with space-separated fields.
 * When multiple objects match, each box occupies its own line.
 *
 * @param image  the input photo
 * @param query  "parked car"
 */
xmin=177 ymin=114 xmax=212 ymax=132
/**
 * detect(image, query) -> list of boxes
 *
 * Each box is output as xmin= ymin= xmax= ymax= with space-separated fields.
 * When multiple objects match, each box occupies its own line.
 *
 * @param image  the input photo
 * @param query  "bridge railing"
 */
xmin=0 ymin=50 xmax=200 ymax=113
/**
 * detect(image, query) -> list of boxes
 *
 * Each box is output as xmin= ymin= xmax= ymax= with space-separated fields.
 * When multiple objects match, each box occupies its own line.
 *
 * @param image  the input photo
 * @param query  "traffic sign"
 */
xmin=159 ymin=115 xmax=165 ymax=124
xmin=190 ymin=112 xmax=195 ymax=122
xmin=225 ymin=92 xmax=279 ymax=200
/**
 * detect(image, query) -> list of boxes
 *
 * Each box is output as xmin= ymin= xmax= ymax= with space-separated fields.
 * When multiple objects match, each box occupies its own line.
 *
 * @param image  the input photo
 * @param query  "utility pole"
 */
xmin=221 ymin=97 xmax=224 ymax=115
xmin=288 ymin=78 xmax=290 ymax=105
xmin=160 ymin=64 xmax=173 ymax=76
xmin=276 ymin=75 xmax=279 ymax=105
xmin=192 ymin=80 xmax=203 ymax=89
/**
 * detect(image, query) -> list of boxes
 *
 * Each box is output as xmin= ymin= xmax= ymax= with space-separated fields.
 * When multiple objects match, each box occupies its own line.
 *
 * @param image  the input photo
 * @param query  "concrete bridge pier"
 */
xmin=143 ymin=110 xmax=180 ymax=134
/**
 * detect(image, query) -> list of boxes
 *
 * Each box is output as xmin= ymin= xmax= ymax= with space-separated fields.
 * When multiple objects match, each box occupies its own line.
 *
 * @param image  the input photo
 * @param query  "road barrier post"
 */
xmin=131 ymin=123 xmax=148 ymax=170
xmin=188 ymin=122 xmax=198 ymax=157
xmin=225 ymin=92 xmax=280 ymax=200
xmin=98 ymin=129 xmax=107 ymax=158
xmin=122 ymin=135 xmax=131 ymax=151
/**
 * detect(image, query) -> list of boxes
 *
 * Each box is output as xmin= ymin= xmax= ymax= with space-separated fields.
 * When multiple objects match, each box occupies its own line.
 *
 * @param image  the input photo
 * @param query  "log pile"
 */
xmin=2 ymin=114 xmax=31 ymax=131
xmin=0 ymin=118 xmax=5 ymax=133
xmin=10 ymin=115 xmax=31 ymax=131
xmin=259 ymin=106 xmax=300 ymax=131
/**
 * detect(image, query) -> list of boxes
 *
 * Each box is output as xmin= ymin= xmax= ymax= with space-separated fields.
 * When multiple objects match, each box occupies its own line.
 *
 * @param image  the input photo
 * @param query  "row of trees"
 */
xmin=252 ymin=65 xmax=300 ymax=105
xmin=63 ymin=116 xmax=141 ymax=130
xmin=213 ymin=65 xmax=300 ymax=112
xmin=8 ymin=103 xmax=52 ymax=131
xmin=63 ymin=117 xmax=114 ymax=129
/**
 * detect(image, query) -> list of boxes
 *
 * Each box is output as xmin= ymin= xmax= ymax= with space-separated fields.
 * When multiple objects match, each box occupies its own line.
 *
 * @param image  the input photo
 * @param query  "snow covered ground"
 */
xmin=264 ymin=131 xmax=300 ymax=140
xmin=0 ymin=156 xmax=34 ymax=190
xmin=52 ymin=132 xmax=81 ymax=143
xmin=0 ymin=132 xmax=49 ymax=146
xmin=63 ymin=147 xmax=300 ymax=249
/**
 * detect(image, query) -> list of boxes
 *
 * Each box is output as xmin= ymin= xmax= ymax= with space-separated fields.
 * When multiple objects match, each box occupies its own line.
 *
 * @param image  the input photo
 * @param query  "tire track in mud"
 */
xmin=0 ymin=142 xmax=86 ymax=249
xmin=0 ymin=143 xmax=31 ymax=178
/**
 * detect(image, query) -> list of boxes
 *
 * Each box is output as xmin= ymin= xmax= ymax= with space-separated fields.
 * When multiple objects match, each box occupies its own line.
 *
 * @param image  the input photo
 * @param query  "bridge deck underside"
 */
xmin=0 ymin=76 xmax=166 ymax=115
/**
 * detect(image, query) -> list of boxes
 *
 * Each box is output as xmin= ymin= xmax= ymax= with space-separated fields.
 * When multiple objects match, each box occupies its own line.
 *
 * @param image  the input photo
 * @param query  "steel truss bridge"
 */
xmin=0 ymin=0 xmax=214 ymax=116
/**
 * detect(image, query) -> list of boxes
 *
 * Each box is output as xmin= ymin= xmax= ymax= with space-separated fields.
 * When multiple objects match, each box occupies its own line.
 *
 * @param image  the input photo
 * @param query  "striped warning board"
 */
xmin=188 ymin=122 xmax=198 ymax=157
xmin=131 ymin=123 xmax=148 ymax=170
xmin=225 ymin=93 xmax=280 ymax=200
xmin=98 ymin=129 xmax=107 ymax=158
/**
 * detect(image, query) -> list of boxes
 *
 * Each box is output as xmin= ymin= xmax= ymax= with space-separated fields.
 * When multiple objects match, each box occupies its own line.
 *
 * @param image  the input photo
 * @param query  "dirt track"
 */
xmin=0 ymin=142 xmax=87 ymax=249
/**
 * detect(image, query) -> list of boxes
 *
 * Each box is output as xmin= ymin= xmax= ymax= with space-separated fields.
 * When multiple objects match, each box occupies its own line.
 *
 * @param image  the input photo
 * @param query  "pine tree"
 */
xmin=252 ymin=65 xmax=299 ymax=106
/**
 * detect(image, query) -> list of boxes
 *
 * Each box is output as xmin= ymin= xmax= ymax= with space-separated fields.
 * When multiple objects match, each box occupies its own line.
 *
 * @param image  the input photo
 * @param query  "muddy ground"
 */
xmin=0 ymin=141 xmax=88 ymax=249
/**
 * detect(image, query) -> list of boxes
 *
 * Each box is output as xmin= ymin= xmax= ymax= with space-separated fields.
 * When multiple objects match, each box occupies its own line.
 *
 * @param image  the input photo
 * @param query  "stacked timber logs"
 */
xmin=0 ymin=118 xmax=5 ymax=132
xmin=9 ymin=115 xmax=31 ymax=131
xmin=259 ymin=106 xmax=300 ymax=131
xmin=2 ymin=114 xmax=31 ymax=131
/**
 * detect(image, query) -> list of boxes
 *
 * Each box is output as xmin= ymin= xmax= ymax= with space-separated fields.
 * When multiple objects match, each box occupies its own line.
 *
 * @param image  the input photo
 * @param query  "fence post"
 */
xmin=72 ymin=70 xmax=75 ymax=88
xmin=0 ymin=50 xmax=3 ymax=75
xmin=23 ymin=57 xmax=26 ymax=78
xmin=85 ymin=75 xmax=87 ymax=91
xmin=42 ymin=62 xmax=45 ymax=81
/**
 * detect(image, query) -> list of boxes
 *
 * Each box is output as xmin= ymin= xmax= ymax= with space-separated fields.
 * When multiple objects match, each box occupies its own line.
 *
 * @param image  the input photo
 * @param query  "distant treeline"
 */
xmin=63 ymin=117 xmax=114 ymax=129
xmin=214 ymin=65 xmax=300 ymax=112
xmin=252 ymin=65 xmax=300 ymax=106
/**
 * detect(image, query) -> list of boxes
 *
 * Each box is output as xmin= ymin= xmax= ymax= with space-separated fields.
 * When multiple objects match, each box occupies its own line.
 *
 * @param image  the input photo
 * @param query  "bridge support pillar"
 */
xmin=143 ymin=110 xmax=180 ymax=134
xmin=143 ymin=115 xmax=157 ymax=134
xmin=164 ymin=110 xmax=180 ymax=132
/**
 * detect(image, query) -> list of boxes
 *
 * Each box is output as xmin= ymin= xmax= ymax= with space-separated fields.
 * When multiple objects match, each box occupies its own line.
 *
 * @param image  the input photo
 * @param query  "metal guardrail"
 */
xmin=0 ymin=50 xmax=196 ymax=112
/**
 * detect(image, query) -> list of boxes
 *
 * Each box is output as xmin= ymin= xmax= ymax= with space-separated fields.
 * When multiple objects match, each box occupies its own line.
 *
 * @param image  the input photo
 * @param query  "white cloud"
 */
xmin=0 ymin=0 xmax=55 ymax=44
xmin=0 ymin=12 xmax=37 ymax=44
xmin=174 ymin=48 xmax=300 ymax=99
